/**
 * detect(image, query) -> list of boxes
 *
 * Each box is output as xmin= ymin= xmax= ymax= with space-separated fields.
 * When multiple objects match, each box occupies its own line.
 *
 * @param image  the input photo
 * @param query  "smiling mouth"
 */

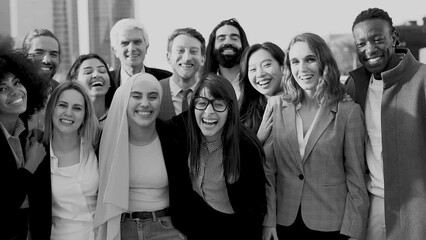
xmin=257 ymin=79 xmax=271 ymax=86
xmin=365 ymin=56 xmax=382 ymax=64
xmin=41 ymin=65 xmax=53 ymax=71
xmin=60 ymin=119 xmax=74 ymax=125
xmin=180 ymin=63 xmax=194 ymax=69
xmin=90 ymin=80 xmax=105 ymax=87
xmin=202 ymin=118 xmax=218 ymax=126
xmin=135 ymin=110 xmax=152 ymax=117
xmin=299 ymin=75 xmax=314 ymax=80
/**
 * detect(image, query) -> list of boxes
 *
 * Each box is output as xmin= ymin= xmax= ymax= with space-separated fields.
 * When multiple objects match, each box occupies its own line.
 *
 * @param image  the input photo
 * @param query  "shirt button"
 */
xmin=298 ymin=174 xmax=304 ymax=180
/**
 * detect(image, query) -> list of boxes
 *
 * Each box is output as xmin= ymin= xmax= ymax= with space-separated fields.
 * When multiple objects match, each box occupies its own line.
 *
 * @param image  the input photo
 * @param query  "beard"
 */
xmin=213 ymin=44 xmax=244 ymax=68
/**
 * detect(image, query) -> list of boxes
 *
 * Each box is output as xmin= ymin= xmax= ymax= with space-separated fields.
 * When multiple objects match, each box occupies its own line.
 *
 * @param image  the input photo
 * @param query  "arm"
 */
xmin=340 ymin=104 xmax=369 ymax=239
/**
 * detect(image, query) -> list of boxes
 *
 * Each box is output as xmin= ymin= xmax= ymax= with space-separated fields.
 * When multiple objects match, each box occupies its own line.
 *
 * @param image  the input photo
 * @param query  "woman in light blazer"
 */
xmin=262 ymin=33 xmax=369 ymax=240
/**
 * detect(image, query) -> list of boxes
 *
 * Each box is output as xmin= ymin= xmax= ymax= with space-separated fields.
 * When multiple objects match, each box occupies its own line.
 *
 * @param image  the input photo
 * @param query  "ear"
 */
xmin=112 ymin=46 xmax=119 ymax=59
xmin=391 ymin=27 xmax=400 ymax=47
xmin=200 ymin=55 xmax=206 ymax=67
xmin=166 ymin=52 xmax=171 ymax=64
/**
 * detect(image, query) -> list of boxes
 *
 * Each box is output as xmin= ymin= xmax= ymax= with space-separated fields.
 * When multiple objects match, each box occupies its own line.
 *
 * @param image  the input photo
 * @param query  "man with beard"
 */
xmin=346 ymin=7 xmax=426 ymax=240
xmin=202 ymin=18 xmax=249 ymax=101
xmin=110 ymin=18 xmax=172 ymax=88
xmin=22 ymin=28 xmax=60 ymax=92
xmin=158 ymin=28 xmax=206 ymax=120
xmin=22 ymin=29 xmax=61 ymax=130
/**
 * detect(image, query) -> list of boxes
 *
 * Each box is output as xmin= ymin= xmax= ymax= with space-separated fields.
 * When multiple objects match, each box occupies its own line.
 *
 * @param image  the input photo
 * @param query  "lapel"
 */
xmin=281 ymin=103 xmax=304 ymax=171
xmin=302 ymin=102 xmax=337 ymax=163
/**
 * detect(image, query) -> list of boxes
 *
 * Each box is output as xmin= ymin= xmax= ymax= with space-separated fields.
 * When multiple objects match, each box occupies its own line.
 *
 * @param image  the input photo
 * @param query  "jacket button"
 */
xmin=298 ymin=174 xmax=304 ymax=180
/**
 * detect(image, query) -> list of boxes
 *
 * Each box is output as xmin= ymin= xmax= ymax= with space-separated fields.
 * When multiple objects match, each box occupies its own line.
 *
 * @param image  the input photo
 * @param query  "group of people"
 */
xmin=2 ymin=6 xmax=426 ymax=240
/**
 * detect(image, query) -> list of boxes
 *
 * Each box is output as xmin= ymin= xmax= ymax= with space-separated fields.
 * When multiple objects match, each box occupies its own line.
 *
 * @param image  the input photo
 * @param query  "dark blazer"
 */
xmin=111 ymin=66 xmax=172 ymax=88
xmin=2 ymin=123 xmax=51 ymax=240
xmin=163 ymin=113 xmax=266 ymax=240
xmin=158 ymin=77 xmax=176 ymax=121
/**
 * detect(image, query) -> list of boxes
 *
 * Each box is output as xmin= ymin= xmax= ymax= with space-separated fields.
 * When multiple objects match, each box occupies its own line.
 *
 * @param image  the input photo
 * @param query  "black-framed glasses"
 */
xmin=193 ymin=96 xmax=228 ymax=112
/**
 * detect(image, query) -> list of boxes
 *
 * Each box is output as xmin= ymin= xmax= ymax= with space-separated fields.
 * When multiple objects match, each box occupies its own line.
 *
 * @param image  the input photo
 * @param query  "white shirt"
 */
xmin=50 ymin=141 xmax=99 ymax=240
xmin=120 ymin=66 xmax=145 ymax=86
xmin=365 ymin=75 xmax=384 ymax=198
xmin=128 ymin=136 xmax=169 ymax=212
xmin=295 ymin=103 xmax=321 ymax=159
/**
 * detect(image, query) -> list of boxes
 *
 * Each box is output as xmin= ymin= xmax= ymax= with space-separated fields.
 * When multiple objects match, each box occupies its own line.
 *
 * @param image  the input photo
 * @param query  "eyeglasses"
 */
xmin=193 ymin=96 xmax=228 ymax=112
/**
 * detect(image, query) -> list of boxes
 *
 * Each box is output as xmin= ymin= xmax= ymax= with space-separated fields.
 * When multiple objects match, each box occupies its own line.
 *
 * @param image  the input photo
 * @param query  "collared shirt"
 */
xmin=0 ymin=119 xmax=26 ymax=167
xmin=169 ymin=77 xmax=197 ymax=115
xmin=120 ymin=66 xmax=145 ymax=86
xmin=217 ymin=70 xmax=241 ymax=100
xmin=295 ymin=102 xmax=320 ymax=159
xmin=193 ymin=138 xmax=234 ymax=214
xmin=365 ymin=75 xmax=384 ymax=198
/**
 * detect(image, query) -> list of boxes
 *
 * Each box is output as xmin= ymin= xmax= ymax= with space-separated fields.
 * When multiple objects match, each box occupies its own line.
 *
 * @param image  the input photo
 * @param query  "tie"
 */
xmin=181 ymin=89 xmax=191 ymax=113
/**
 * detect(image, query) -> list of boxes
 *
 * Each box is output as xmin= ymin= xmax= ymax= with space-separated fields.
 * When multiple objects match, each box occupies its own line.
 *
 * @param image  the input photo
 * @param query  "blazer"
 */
xmin=346 ymin=48 xmax=426 ymax=240
xmin=2 ymin=124 xmax=52 ymax=240
xmin=158 ymin=77 xmax=176 ymax=121
xmin=165 ymin=113 xmax=266 ymax=240
xmin=110 ymin=66 xmax=172 ymax=88
xmin=263 ymin=96 xmax=369 ymax=239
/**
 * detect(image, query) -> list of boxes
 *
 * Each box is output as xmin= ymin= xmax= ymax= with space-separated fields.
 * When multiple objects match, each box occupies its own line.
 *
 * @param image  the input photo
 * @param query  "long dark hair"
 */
xmin=202 ymin=18 xmax=249 ymax=76
xmin=66 ymin=53 xmax=116 ymax=108
xmin=187 ymin=73 xmax=241 ymax=183
xmin=239 ymin=42 xmax=285 ymax=132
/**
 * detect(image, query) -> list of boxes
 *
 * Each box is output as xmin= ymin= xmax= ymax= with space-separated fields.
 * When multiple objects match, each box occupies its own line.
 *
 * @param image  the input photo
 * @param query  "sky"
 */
xmin=136 ymin=0 xmax=426 ymax=71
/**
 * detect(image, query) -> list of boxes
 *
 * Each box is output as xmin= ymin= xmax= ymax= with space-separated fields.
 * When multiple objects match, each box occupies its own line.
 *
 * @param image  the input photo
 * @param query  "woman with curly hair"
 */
xmin=0 ymin=34 xmax=51 ymax=240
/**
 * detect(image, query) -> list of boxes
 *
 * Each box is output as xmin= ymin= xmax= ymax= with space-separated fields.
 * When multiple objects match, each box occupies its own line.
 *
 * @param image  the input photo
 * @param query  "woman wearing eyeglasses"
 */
xmin=167 ymin=73 xmax=266 ymax=240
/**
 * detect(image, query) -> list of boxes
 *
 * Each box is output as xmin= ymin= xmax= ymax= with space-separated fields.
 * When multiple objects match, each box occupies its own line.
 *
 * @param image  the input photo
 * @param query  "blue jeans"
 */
xmin=121 ymin=215 xmax=186 ymax=240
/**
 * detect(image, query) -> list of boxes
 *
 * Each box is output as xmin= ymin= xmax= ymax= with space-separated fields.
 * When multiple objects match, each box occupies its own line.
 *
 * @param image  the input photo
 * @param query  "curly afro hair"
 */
xmin=0 ymin=34 xmax=49 ymax=120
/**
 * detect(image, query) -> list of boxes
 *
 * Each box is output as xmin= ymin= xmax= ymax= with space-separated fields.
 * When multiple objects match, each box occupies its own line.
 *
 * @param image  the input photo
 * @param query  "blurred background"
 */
xmin=1 ymin=0 xmax=425 ymax=82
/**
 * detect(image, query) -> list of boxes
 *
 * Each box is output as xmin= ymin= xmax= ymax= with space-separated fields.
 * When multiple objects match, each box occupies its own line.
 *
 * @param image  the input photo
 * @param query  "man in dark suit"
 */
xmin=109 ymin=18 xmax=171 ymax=88
xmin=158 ymin=28 xmax=205 ymax=121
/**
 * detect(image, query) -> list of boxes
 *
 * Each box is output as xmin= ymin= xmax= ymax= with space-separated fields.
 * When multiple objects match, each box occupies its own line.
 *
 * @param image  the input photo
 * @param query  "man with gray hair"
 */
xmin=110 ymin=18 xmax=171 ymax=87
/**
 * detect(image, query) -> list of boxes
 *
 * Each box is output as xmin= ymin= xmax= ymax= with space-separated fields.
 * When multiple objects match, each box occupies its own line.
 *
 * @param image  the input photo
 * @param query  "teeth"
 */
xmin=222 ymin=49 xmax=235 ymax=55
xmin=203 ymin=119 xmax=217 ymax=124
xmin=91 ymin=81 xmax=104 ymax=87
xmin=181 ymin=64 xmax=193 ymax=68
xmin=367 ymin=57 xmax=381 ymax=63
xmin=41 ymin=67 xmax=51 ymax=71
xmin=136 ymin=111 xmax=151 ymax=116
xmin=60 ymin=119 xmax=73 ymax=124
xmin=299 ymin=75 xmax=313 ymax=80
xmin=257 ymin=79 xmax=270 ymax=86
xmin=12 ymin=98 xmax=23 ymax=104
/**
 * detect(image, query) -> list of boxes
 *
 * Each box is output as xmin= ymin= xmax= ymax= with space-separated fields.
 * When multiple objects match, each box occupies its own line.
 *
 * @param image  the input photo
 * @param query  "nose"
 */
xmin=64 ymin=107 xmax=72 ymax=116
xmin=204 ymin=102 xmax=215 ymax=113
xmin=300 ymin=61 xmax=309 ymax=72
xmin=140 ymin=96 xmax=149 ymax=107
xmin=42 ymin=53 xmax=52 ymax=63
xmin=365 ymin=41 xmax=377 ymax=55
xmin=182 ymin=50 xmax=191 ymax=61
xmin=92 ymin=70 xmax=99 ymax=78
xmin=128 ymin=42 xmax=136 ymax=51
xmin=256 ymin=67 xmax=266 ymax=78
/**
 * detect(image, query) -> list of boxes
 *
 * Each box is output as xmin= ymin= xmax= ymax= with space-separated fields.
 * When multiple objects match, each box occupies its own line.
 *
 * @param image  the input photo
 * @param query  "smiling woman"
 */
xmin=67 ymin=53 xmax=117 ymax=128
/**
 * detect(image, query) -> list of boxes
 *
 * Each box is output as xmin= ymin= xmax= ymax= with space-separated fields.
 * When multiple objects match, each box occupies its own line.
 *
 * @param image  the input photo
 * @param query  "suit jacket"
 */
xmin=263 ymin=96 xmax=369 ymax=239
xmin=346 ymin=48 xmax=426 ymax=240
xmin=165 ymin=113 xmax=266 ymax=240
xmin=110 ymin=66 xmax=172 ymax=88
xmin=158 ymin=77 xmax=177 ymax=121
xmin=2 ymin=123 xmax=52 ymax=240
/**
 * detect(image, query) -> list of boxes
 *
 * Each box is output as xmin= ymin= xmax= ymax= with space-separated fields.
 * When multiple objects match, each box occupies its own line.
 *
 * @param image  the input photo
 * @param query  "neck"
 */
xmin=218 ymin=65 xmax=239 ymax=82
xmin=129 ymin=123 xmax=157 ymax=146
xmin=92 ymin=96 xmax=107 ymax=119
xmin=52 ymin=131 xmax=80 ymax=152
xmin=123 ymin=64 xmax=143 ymax=76
xmin=0 ymin=115 xmax=20 ymax=135
xmin=302 ymin=91 xmax=319 ymax=109
xmin=171 ymin=74 xmax=197 ymax=90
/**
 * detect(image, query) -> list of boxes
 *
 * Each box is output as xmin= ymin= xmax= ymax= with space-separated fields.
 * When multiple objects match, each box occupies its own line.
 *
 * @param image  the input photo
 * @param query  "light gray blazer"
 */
xmin=263 ymin=96 xmax=369 ymax=239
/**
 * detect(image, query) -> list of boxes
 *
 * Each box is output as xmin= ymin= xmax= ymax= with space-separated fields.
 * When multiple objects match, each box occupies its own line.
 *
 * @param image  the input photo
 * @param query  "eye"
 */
xmin=263 ymin=63 xmax=272 ymax=68
xmin=98 ymin=67 xmax=107 ymax=73
xmin=13 ymin=79 xmax=22 ymax=86
xmin=131 ymin=93 xmax=142 ymax=99
xmin=306 ymin=57 xmax=316 ymax=63
xmin=190 ymin=49 xmax=199 ymax=55
xmin=121 ymin=41 xmax=129 ymax=47
xmin=216 ymin=36 xmax=225 ymax=41
xmin=249 ymin=67 xmax=256 ymax=73
xmin=83 ymin=69 xmax=93 ymax=75
xmin=356 ymin=42 xmax=366 ymax=49
xmin=0 ymin=86 xmax=6 ymax=92
xmin=73 ymin=106 xmax=83 ymax=111
xmin=290 ymin=59 xmax=299 ymax=65
xmin=51 ymin=52 xmax=59 ymax=58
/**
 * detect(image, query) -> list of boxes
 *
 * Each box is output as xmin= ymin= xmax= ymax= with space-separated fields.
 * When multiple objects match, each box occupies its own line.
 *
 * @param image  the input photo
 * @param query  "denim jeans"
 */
xmin=121 ymin=215 xmax=186 ymax=240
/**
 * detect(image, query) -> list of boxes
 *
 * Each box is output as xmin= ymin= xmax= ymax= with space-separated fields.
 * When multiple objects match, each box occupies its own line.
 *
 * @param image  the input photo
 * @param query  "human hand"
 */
xmin=262 ymin=226 xmax=278 ymax=240
xmin=342 ymin=93 xmax=353 ymax=102
xmin=24 ymin=132 xmax=46 ymax=173
xmin=257 ymin=104 xmax=273 ymax=144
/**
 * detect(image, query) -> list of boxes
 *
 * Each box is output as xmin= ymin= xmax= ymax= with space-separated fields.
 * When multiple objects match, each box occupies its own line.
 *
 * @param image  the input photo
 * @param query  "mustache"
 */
xmin=218 ymin=44 xmax=240 ymax=53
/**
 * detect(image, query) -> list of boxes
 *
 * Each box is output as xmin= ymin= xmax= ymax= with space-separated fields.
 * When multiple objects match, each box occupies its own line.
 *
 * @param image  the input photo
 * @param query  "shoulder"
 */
xmin=145 ymin=66 xmax=172 ymax=80
xmin=336 ymin=101 xmax=363 ymax=118
xmin=158 ymin=77 xmax=170 ymax=87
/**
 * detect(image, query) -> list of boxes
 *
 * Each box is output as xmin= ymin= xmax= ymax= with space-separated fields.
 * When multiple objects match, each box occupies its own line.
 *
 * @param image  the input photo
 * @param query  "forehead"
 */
xmin=29 ymin=36 xmax=59 ymax=51
xmin=289 ymin=41 xmax=314 ymax=58
xmin=58 ymin=89 xmax=84 ymax=103
xmin=353 ymin=19 xmax=392 ymax=36
xmin=131 ymin=79 xmax=159 ymax=93
xmin=172 ymin=34 xmax=202 ymax=49
xmin=216 ymin=25 xmax=240 ymax=37
xmin=80 ymin=58 xmax=105 ymax=68
xmin=249 ymin=49 xmax=275 ymax=64
xmin=0 ymin=73 xmax=17 ymax=83
xmin=118 ymin=28 xmax=144 ymax=41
